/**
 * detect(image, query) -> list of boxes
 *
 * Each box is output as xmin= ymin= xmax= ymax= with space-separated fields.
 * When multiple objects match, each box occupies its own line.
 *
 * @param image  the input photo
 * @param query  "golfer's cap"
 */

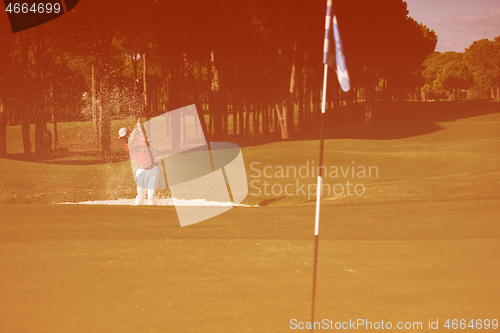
xmin=118 ymin=127 xmax=129 ymax=138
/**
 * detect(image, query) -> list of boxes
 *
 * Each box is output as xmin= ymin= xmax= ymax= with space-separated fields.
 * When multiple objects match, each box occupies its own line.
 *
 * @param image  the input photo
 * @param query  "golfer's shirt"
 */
xmin=127 ymin=128 xmax=156 ymax=169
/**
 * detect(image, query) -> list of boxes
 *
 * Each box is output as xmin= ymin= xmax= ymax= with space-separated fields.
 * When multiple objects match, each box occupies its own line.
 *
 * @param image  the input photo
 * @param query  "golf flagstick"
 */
xmin=310 ymin=64 xmax=328 ymax=333
xmin=311 ymin=0 xmax=350 ymax=330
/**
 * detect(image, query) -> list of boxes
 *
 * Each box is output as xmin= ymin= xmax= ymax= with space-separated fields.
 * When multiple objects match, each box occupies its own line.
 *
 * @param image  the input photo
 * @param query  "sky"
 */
xmin=405 ymin=0 xmax=500 ymax=53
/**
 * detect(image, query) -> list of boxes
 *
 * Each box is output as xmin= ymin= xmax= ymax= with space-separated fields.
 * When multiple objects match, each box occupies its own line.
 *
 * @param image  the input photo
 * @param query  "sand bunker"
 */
xmin=59 ymin=198 xmax=254 ymax=207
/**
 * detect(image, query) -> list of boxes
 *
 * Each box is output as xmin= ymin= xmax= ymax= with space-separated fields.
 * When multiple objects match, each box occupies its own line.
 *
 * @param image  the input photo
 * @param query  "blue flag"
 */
xmin=323 ymin=1 xmax=350 ymax=92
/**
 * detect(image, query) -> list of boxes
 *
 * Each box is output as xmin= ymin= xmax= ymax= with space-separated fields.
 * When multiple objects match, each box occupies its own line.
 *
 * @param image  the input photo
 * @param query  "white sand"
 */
xmin=59 ymin=198 xmax=255 ymax=207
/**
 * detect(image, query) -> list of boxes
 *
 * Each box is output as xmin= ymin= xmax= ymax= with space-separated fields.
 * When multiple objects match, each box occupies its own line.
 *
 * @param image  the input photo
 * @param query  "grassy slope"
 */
xmin=2 ymin=101 xmax=499 ymax=207
xmin=0 ymin=101 xmax=499 ymax=332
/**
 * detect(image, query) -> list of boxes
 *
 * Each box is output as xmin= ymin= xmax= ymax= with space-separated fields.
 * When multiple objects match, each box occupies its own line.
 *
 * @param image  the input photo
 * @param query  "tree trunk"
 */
xmin=274 ymin=102 xmax=288 ymax=139
xmin=34 ymin=32 xmax=44 ymax=159
xmin=0 ymin=97 xmax=6 ymax=156
xmin=99 ymin=32 xmax=113 ymax=162
xmin=34 ymin=104 xmax=47 ymax=159
xmin=275 ymin=104 xmax=279 ymax=136
xmin=143 ymin=53 xmax=148 ymax=120
xmin=313 ymin=66 xmax=320 ymax=129
xmin=22 ymin=114 xmax=31 ymax=157
xmin=263 ymin=104 xmax=270 ymax=138
xmin=101 ymin=79 xmax=112 ymax=162
xmin=365 ymin=67 xmax=374 ymax=123
xmin=169 ymin=61 xmax=181 ymax=110
xmin=210 ymin=50 xmax=223 ymax=140
xmin=132 ymin=54 xmax=139 ymax=85
xmin=304 ymin=76 xmax=310 ymax=130
xmin=287 ymin=42 xmax=297 ymax=138
xmin=251 ymin=103 xmax=256 ymax=139
xmin=232 ymin=94 xmax=237 ymax=136
xmin=222 ymin=90 xmax=228 ymax=137
xmin=20 ymin=32 xmax=31 ymax=158
xmin=298 ymin=51 xmax=305 ymax=133
xmin=365 ymin=93 xmax=373 ymax=123
xmin=164 ymin=76 xmax=169 ymax=113
xmin=207 ymin=101 xmax=212 ymax=138
xmin=238 ymin=95 xmax=244 ymax=137
xmin=255 ymin=103 xmax=260 ymax=139
xmin=50 ymin=83 xmax=58 ymax=149
xmin=98 ymin=89 xmax=103 ymax=148
xmin=155 ymin=85 xmax=160 ymax=117
xmin=8 ymin=100 xmax=14 ymax=126
xmin=303 ymin=56 xmax=310 ymax=130
xmin=101 ymin=86 xmax=111 ymax=162
xmin=91 ymin=63 xmax=98 ymax=147
xmin=244 ymin=100 xmax=250 ymax=136
xmin=51 ymin=113 xmax=58 ymax=149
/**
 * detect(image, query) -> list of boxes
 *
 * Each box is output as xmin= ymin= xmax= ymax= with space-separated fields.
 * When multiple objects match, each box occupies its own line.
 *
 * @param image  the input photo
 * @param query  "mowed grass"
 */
xmin=2 ymin=100 xmax=499 ymax=207
xmin=0 ymin=202 xmax=499 ymax=332
xmin=0 ymin=100 xmax=499 ymax=332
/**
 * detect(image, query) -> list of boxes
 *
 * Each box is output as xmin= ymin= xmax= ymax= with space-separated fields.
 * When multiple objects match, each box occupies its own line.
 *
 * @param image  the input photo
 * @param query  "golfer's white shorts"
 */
xmin=136 ymin=165 xmax=160 ymax=189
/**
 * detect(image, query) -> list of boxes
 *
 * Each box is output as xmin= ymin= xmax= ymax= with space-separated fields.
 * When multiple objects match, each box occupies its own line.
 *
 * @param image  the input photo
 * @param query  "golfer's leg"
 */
xmin=135 ymin=169 xmax=147 ymax=205
xmin=147 ymin=166 xmax=160 ymax=205
xmin=147 ymin=188 xmax=157 ymax=205
xmin=136 ymin=186 xmax=147 ymax=205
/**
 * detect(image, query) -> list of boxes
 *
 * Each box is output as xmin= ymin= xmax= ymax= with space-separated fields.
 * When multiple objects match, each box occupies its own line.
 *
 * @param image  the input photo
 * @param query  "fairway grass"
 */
xmin=1 ymin=101 xmax=499 ymax=332
xmin=0 ymin=201 xmax=498 ymax=332
xmin=2 ymin=102 xmax=499 ymax=207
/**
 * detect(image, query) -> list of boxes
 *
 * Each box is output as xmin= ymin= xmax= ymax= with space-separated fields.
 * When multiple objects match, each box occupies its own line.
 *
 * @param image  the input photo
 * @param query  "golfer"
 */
xmin=119 ymin=124 xmax=160 ymax=205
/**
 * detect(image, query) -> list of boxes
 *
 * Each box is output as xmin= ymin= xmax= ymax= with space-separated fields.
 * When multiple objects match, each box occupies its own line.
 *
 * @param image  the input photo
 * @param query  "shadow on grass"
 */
xmin=259 ymin=196 xmax=287 ymax=206
xmin=2 ymin=149 xmax=130 ymax=165
xmin=3 ymin=100 xmax=498 ymax=164
xmin=232 ymin=99 xmax=499 ymax=148
xmin=389 ymin=99 xmax=500 ymax=122
xmin=233 ymin=120 xmax=445 ymax=149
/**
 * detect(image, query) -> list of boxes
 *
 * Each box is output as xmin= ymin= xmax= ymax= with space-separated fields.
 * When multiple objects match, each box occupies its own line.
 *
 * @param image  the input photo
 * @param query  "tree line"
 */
xmin=421 ymin=37 xmax=500 ymax=101
xmin=0 ymin=0 xmax=444 ymax=161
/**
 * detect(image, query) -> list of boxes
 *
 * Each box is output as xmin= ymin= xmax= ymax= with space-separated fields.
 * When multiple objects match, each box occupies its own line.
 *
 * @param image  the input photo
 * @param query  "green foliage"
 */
xmin=438 ymin=60 xmax=473 ymax=93
xmin=422 ymin=52 xmax=462 ymax=85
xmin=3 ymin=0 xmax=498 ymax=150
xmin=421 ymin=37 xmax=500 ymax=100
xmin=465 ymin=38 xmax=500 ymax=98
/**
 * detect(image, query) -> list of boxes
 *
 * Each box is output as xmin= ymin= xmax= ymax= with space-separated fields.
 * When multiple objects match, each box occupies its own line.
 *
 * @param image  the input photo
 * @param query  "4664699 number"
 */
xmin=5 ymin=3 xmax=61 ymax=14
xmin=444 ymin=319 xmax=498 ymax=330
